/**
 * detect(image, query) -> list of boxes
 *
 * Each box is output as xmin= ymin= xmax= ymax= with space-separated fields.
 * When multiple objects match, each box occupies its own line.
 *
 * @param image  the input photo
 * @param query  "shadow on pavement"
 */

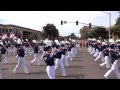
xmin=1 ymin=68 xmax=8 ymax=70
xmin=29 ymin=71 xmax=46 ymax=75
xmin=68 ymin=65 xmax=83 ymax=69
xmin=57 ymin=74 xmax=87 ymax=79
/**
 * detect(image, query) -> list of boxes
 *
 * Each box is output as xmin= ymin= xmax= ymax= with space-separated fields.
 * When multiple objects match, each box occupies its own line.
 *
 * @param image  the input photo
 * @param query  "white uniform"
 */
xmin=25 ymin=47 xmax=31 ymax=56
xmin=31 ymin=53 xmax=41 ymax=65
xmin=61 ymin=54 xmax=69 ymax=66
xmin=14 ymin=46 xmax=29 ymax=74
xmin=14 ymin=57 xmax=29 ymax=74
xmin=44 ymin=52 xmax=55 ymax=79
xmin=104 ymin=60 xmax=120 ymax=79
xmin=100 ymin=56 xmax=111 ymax=68
xmin=93 ymin=49 xmax=99 ymax=57
xmin=71 ymin=47 xmax=75 ymax=58
xmin=95 ymin=51 xmax=102 ymax=61
xmin=31 ymin=44 xmax=41 ymax=65
xmin=66 ymin=51 xmax=73 ymax=61
xmin=1 ymin=54 xmax=8 ymax=64
xmin=7 ymin=47 xmax=12 ymax=55
xmin=46 ymin=66 xmax=55 ymax=79
xmin=74 ymin=47 xmax=77 ymax=55
xmin=54 ymin=58 xmax=66 ymax=76
xmin=0 ymin=63 xmax=2 ymax=79
xmin=90 ymin=47 xmax=95 ymax=55
xmin=13 ymin=47 xmax=17 ymax=55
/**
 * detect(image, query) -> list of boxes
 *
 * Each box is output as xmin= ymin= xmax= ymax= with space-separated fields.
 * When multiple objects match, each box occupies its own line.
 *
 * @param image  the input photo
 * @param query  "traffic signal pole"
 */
xmin=61 ymin=20 xmax=97 ymax=28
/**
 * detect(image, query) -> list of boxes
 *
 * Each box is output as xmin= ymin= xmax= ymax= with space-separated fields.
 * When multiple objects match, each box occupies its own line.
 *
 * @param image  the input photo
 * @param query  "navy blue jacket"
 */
xmin=53 ymin=51 xmax=62 ymax=59
xmin=44 ymin=54 xmax=54 ymax=66
xmin=103 ymin=49 xmax=109 ymax=57
xmin=33 ymin=45 xmax=39 ymax=53
xmin=17 ymin=47 xmax=25 ymax=57
xmin=1 ymin=47 xmax=6 ymax=54
xmin=61 ymin=49 xmax=67 ymax=55
xmin=110 ymin=50 xmax=120 ymax=64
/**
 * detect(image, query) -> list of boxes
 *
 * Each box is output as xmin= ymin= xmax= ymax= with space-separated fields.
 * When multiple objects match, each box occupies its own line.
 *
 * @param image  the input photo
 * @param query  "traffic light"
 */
xmin=89 ymin=23 xmax=91 ymax=28
xmin=61 ymin=20 xmax=63 ymax=25
xmin=76 ymin=21 xmax=78 ymax=25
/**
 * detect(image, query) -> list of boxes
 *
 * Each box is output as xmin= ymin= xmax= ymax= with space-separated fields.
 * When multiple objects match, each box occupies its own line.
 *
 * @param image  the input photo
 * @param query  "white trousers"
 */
xmin=14 ymin=57 xmax=29 ymax=73
xmin=66 ymin=51 xmax=73 ymax=61
xmin=54 ymin=59 xmax=66 ymax=76
xmin=13 ymin=47 xmax=17 ymax=55
xmin=90 ymin=48 xmax=95 ymax=55
xmin=74 ymin=47 xmax=77 ymax=55
xmin=87 ymin=46 xmax=90 ymax=51
xmin=2 ymin=54 xmax=8 ymax=64
xmin=0 ymin=63 xmax=2 ymax=79
xmin=31 ymin=53 xmax=41 ymax=65
xmin=93 ymin=49 xmax=97 ymax=56
xmin=100 ymin=56 xmax=111 ymax=69
xmin=61 ymin=55 xmax=69 ymax=66
xmin=95 ymin=51 xmax=102 ymax=61
xmin=7 ymin=47 xmax=12 ymax=54
xmin=89 ymin=47 xmax=94 ymax=53
xmin=88 ymin=46 xmax=92 ymax=51
xmin=104 ymin=60 xmax=120 ymax=79
xmin=93 ymin=49 xmax=99 ymax=57
xmin=71 ymin=48 xmax=75 ymax=58
xmin=46 ymin=66 xmax=55 ymax=79
xmin=25 ymin=47 xmax=31 ymax=56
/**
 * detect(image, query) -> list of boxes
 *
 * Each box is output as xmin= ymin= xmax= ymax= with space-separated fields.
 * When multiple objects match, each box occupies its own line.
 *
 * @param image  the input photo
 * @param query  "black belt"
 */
xmin=47 ymin=65 xmax=54 ymax=66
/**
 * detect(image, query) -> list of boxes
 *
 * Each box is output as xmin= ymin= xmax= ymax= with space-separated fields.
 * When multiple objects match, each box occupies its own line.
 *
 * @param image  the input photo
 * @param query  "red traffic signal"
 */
xmin=89 ymin=23 xmax=91 ymax=28
xmin=61 ymin=20 xmax=63 ymax=25
xmin=76 ymin=21 xmax=78 ymax=25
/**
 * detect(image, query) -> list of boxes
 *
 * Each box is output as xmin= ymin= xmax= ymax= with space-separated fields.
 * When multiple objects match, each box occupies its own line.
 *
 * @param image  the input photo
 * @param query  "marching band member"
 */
xmin=43 ymin=46 xmax=55 ymax=79
xmin=61 ymin=44 xmax=69 ymax=67
xmin=13 ymin=40 xmax=18 ymax=55
xmin=54 ymin=45 xmax=67 ymax=77
xmin=24 ymin=39 xmax=31 ymax=56
xmin=72 ymin=39 xmax=77 ymax=56
xmin=93 ymin=42 xmax=99 ymax=57
xmin=94 ymin=41 xmax=105 ymax=62
xmin=6 ymin=41 xmax=12 ymax=55
xmin=71 ymin=43 xmax=75 ymax=58
xmin=31 ymin=41 xmax=41 ymax=66
xmin=100 ymin=42 xmax=111 ymax=69
xmin=66 ymin=43 xmax=73 ymax=61
xmin=89 ymin=38 xmax=96 ymax=55
xmin=14 ymin=39 xmax=29 ymax=74
xmin=0 ymin=43 xmax=2 ymax=79
xmin=104 ymin=48 xmax=120 ymax=79
xmin=1 ymin=42 xmax=8 ymax=64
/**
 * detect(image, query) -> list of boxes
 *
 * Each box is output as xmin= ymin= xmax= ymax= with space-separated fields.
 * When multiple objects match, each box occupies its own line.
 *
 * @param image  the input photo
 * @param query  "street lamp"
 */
xmin=101 ymin=11 xmax=111 ymax=40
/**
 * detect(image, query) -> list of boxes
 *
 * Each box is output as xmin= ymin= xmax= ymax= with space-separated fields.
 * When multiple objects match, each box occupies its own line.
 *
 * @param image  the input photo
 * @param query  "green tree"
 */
xmin=115 ymin=15 xmax=120 ymax=26
xmin=27 ymin=32 xmax=37 ymax=41
xmin=110 ymin=25 xmax=120 ymax=38
xmin=42 ymin=24 xmax=59 ymax=40
xmin=87 ymin=26 xmax=107 ymax=39
xmin=67 ymin=33 xmax=77 ymax=39
xmin=80 ymin=26 xmax=90 ymax=40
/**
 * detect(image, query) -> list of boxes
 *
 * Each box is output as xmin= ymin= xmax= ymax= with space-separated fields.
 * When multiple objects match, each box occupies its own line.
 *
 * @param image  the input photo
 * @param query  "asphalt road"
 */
xmin=0 ymin=47 xmax=117 ymax=79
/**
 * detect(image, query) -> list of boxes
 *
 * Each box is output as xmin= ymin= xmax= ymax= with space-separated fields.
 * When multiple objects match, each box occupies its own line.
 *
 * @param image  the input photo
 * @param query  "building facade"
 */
xmin=0 ymin=24 xmax=43 ymax=41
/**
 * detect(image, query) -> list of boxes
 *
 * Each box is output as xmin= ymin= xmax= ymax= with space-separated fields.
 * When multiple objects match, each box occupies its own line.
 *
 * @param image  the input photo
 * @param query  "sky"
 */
xmin=0 ymin=11 xmax=119 ymax=37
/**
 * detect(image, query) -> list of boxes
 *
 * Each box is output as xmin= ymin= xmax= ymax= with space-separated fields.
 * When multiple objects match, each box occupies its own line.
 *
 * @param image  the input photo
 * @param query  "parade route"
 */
xmin=1 ymin=47 xmax=117 ymax=79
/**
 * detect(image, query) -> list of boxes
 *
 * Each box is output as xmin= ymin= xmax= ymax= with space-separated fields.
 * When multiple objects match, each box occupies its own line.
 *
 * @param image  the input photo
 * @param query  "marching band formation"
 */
xmin=1 ymin=32 xmax=120 ymax=79
xmin=0 ymin=35 xmax=79 ymax=79
xmin=87 ymin=38 xmax=120 ymax=79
